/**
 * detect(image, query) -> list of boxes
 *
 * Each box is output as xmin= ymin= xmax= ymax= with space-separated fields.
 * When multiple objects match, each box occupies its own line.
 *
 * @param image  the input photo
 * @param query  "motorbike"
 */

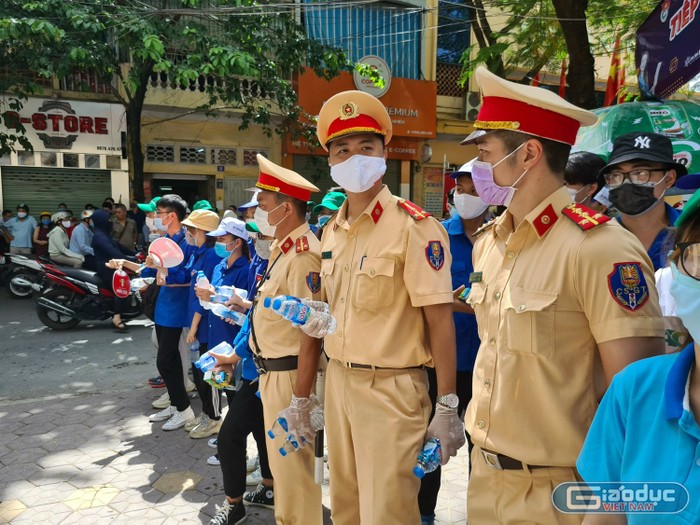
xmin=35 ymin=262 xmax=143 ymax=330
xmin=2 ymin=253 xmax=46 ymax=299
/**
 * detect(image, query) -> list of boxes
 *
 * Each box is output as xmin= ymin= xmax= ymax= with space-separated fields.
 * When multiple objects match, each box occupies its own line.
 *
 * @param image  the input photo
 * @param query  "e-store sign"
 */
xmin=1 ymin=98 xmax=126 ymax=154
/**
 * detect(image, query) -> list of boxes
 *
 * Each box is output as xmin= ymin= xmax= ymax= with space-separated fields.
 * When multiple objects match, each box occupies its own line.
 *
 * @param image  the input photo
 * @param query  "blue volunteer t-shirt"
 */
xmin=185 ymin=244 xmax=221 ymax=344
xmin=207 ymin=256 xmax=250 ymax=348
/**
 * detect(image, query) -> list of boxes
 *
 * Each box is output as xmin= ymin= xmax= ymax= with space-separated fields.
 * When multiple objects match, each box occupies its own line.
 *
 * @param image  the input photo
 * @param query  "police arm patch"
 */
xmin=607 ymin=262 xmax=650 ymax=311
xmin=425 ymin=240 xmax=445 ymax=271
xmin=306 ymin=272 xmax=321 ymax=294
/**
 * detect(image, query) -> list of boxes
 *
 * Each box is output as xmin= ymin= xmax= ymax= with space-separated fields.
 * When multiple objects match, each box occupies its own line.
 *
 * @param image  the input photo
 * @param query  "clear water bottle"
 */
xmin=279 ymin=436 xmax=301 ymax=457
xmin=267 ymin=417 xmax=289 ymax=439
xmin=189 ymin=341 xmax=200 ymax=363
xmin=208 ymin=341 xmax=234 ymax=358
xmin=263 ymin=295 xmax=336 ymax=334
xmin=212 ymin=285 xmax=248 ymax=303
xmin=130 ymin=277 xmax=155 ymax=291
xmin=196 ymin=270 xmax=211 ymax=309
xmin=209 ymin=303 xmax=246 ymax=326
xmin=413 ymin=438 xmax=442 ymax=479
xmin=194 ymin=353 xmax=216 ymax=373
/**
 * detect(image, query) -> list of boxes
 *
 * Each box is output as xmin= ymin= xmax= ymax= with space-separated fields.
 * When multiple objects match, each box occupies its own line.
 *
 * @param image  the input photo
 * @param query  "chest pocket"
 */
xmin=466 ymin=282 xmax=488 ymax=336
xmin=257 ymin=280 xmax=281 ymax=321
xmin=320 ymin=259 xmax=335 ymax=303
xmin=353 ymin=257 xmax=395 ymax=309
xmin=504 ymin=287 xmax=557 ymax=358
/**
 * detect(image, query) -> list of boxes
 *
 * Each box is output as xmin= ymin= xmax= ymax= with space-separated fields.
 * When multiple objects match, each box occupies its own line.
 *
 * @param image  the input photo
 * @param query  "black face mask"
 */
xmin=608 ymin=182 xmax=663 ymax=216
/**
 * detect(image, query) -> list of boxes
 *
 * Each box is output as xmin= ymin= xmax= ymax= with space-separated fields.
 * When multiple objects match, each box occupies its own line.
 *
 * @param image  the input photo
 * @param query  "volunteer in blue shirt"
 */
xmin=181 ymin=209 xmax=223 ymax=440
xmin=140 ymin=194 xmax=197 ymax=431
xmin=6 ymin=203 xmax=37 ymax=255
xmin=577 ymin=188 xmax=700 ymax=525
xmin=418 ymin=159 xmax=488 ymax=525
xmin=602 ymin=132 xmax=686 ymax=271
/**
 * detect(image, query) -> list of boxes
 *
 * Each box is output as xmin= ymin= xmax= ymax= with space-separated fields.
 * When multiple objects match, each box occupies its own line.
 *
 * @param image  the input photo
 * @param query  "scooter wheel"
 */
xmin=36 ymin=289 xmax=81 ymax=330
xmin=7 ymin=270 xmax=35 ymax=299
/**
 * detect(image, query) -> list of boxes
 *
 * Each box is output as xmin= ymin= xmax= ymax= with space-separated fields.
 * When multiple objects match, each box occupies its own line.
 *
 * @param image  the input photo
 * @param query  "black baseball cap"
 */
xmin=17 ymin=203 xmax=29 ymax=211
xmin=601 ymin=132 xmax=687 ymax=177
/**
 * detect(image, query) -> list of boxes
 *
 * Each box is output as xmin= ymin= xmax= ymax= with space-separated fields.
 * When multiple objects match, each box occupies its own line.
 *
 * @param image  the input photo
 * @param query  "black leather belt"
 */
xmin=481 ymin=449 xmax=550 ymax=471
xmin=253 ymin=354 xmax=298 ymax=374
xmin=338 ymin=360 xmax=425 ymax=371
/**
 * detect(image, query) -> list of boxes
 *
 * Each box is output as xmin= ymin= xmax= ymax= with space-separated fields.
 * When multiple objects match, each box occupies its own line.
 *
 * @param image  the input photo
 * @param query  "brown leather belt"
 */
xmin=253 ymin=354 xmax=298 ymax=374
xmin=481 ymin=449 xmax=550 ymax=471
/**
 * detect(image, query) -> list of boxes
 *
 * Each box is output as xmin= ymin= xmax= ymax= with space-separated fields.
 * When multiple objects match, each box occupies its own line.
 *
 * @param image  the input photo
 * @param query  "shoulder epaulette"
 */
xmin=397 ymin=198 xmax=430 ymax=221
xmin=296 ymin=236 xmax=310 ymax=253
xmin=561 ymin=203 xmax=611 ymax=231
xmin=473 ymin=219 xmax=495 ymax=237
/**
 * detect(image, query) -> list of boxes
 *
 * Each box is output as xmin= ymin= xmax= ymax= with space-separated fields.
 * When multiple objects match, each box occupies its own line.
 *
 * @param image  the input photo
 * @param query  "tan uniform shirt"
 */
xmin=465 ymin=187 xmax=664 ymax=466
xmin=249 ymin=223 xmax=321 ymax=359
xmin=320 ymin=186 xmax=453 ymax=368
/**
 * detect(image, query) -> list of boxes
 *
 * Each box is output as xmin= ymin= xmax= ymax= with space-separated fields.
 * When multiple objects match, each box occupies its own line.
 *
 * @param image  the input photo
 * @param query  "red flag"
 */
xmin=558 ymin=59 xmax=567 ymax=97
xmin=604 ymin=34 xmax=622 ymax=106
xmin=531 ymin=73 xmax=540 ymax=87
xmin=617 ymin=53 xmax=626 ymax=104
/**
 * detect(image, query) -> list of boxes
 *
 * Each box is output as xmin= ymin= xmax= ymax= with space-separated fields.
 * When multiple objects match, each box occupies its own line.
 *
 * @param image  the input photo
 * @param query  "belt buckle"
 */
xmin=481 ymin=450 xmax=503 ymax=470
xmin=253 ymin=354 xmax=267 ymax=375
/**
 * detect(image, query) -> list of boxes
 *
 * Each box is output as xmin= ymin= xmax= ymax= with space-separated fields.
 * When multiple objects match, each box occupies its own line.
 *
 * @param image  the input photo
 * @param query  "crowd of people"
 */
xmin=1 ymin=68 xmax=699 ymax=525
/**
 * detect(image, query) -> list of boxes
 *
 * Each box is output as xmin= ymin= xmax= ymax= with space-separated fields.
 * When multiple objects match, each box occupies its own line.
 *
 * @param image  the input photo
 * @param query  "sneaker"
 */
xmin=185 ymin=412 xmax=207 ymax=432
xmin=207 ymin=454 xmax=220 ymax=466
xmin=185 ymin=378 xmax=196 ymax=392
xmin=190 ymin=416 xmax=222 ymax=439
xmin=246 ymin=455 xmax=259 ymax=473
xmin=243 ymin=483 xmax=274 ymax=509
xmin=148 ymin=406 xmax=176 ymax=422
xmin=245 ymin=467 xmax=262 ymax=486
xmin=208 ymin=438 xmax=218 ymax=449
xmin=148 ymin=376 xmax=166 ymax=388
xmin=152 ymin=391 xmax=170 ymax=409
xmin=162 ymin=406 xmax=195 ymax=431
xmin=209 ymin=498 xmax=246 ymax=525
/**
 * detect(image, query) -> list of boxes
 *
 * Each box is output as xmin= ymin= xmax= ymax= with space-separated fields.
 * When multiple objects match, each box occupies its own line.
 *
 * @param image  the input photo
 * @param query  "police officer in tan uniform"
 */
xmin=461 ymin=67 xmax=665 ymax=524
xmin=247 ymin=155 xmax=323 ymax=525
xmin=284 ymin=91 xmax=466 ymax=525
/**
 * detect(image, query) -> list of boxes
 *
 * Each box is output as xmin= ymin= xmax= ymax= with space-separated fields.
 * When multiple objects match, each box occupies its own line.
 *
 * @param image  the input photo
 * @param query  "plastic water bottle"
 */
xmin=209 ymin=303 xmax=246 ymax=326
xmin=130 ymin=277 xmax=155 ymax=291
xmin=208 ymin=341 xmax=234 ymax=357
xmin=279 ymin=436 xmax=301 ymax=457
xmin=212 ymin=286 xmax=248 ymax=303
xmin=189 ymin=341 xmax=200 ymax=363
xmin=194 ymin=353 xmax=216 ymax=373
xmin=267 ymin=417 xmax=289 ymax=439
xmin=196 ymin=271 xmax=211 ymax=309
xmin=413 ymin=438 xmax=442 ymax=479
xmin=263 ymin=295 xmax=336 ymax=334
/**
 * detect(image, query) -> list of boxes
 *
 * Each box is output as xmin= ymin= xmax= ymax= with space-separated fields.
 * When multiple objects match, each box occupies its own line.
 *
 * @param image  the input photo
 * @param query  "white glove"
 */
xmin=300 ymin=316 xmax=333 ymax=338
xmin=277 ymin=394 xmax=324 ymax=447
xmin=425 ymin=403 xmax=466 ymax=465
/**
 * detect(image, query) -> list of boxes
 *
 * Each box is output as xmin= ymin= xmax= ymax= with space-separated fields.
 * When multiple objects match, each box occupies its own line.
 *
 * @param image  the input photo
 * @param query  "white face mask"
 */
xmin=61 ymin=220 xmax=72 ymax=229
xmin=305 ymin=212 xmax=311 ymax=222
xmin=453 ymin=192 xmax=489 ymax=219
xmin=17 ymin=212 xmax=27 ymax=219
xmin=255 ymin=238 xmax=272 ymax=260
xmin=330 ymin=155 xmax=386 ymax=193
xmin=145 ymin=216 xmax=156 ymax=230
xmin=566 ymin=185 xmax=590 ymax=204
xmin=254 ymin=203 xmax=286 ymax=237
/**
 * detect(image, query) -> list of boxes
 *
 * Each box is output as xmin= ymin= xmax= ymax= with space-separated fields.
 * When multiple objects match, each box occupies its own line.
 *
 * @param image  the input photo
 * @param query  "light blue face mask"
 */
xmin=318 ymin=215 xmax=331 ymax=228
xmin=670 ymin=262 xmax=700 ymax=343
xmin=153 ymin=218 xmax=168 ymax=231
xmin=215 ymin=241 xmax=233 ymax=258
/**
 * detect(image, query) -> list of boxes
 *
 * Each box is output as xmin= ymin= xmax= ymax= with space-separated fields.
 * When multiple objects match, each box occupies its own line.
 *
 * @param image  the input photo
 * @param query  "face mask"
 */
xmin=17 ymin=212 xmax=27 ymax=219
xmin=471 ymin=143 xmax=528 ymax=207
xmin=453 ymin=193 xmax=489 ymax=219
xmin=608 ymin=175 xmax=667 ymax=216
xmin=145 ymin=217 xmax=156 ymax=229
xmin=566 ymin=186 xmax=586 ymax=203
xmin=330 ymin=155 xmax=386 ymax=193
xmin=215 ymin=241 xmax=234 ymax=258
xmin=153 ymin=217 xmax=168 ymax=231
xmin=41 ymin=218 xmax=50 ymax=226
xmin=305 ymin=212 xmax=311 ymax=222
xmin=669 ymin=263 xmax=700 ymax=342
xmin=255 ymin=238 xmax=272 ymax=260
xmin=254 ymin=203 xmax=286 ymax=237
xmin=61 ymin=220 xmax=72 ymax=228
xmin=448 ymin=205 xmax=459 ymax=218
xmin=185 ymin=230 xmax=200 ymax=246
xmin=318 ymin=215 xmax=331 ymax=228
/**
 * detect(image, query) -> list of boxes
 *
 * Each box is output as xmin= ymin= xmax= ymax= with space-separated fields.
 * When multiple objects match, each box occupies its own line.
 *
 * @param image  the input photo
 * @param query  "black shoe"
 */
xmin=243 ymin=483 xmax=274 ymax=509
xmin=209 ymin=499 xmax=246 ymax=525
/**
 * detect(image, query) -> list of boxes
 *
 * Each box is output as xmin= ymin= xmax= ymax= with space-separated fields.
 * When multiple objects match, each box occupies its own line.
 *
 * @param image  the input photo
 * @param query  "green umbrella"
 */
xmin=574 ymin=100 xmax=700 ymax=174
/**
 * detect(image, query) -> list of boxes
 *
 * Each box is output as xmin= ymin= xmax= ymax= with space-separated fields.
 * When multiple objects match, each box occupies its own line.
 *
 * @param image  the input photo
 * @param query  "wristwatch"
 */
xmin=437 ymin=393 xmax=459 ymax=409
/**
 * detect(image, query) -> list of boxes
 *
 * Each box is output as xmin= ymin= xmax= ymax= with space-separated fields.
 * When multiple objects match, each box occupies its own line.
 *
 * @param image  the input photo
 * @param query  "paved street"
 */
xmin=0 ymin=292 xmax=469 ymax=524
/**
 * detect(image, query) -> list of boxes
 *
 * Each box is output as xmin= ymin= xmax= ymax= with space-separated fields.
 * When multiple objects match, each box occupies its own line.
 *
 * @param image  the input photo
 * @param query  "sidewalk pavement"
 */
xmin=0 ymin=388 xmax=469 ymax=524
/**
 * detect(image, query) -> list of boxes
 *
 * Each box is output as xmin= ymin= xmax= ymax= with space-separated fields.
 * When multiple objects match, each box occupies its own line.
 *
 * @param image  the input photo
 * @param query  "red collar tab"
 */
xmin=296 ymin=236 xmax=310 ymax=253
xmin=280 ymin=237 xmax=295 ymax=254
xmin=369 ymin=201 xmax=384 ymax=224
xmin=532 ymin=203 xmax=558 ymax=237
xmin=397 ymin=199 xmax=430 ymax=221
xmin=476 ymin=96 xmax=581 ymax=146
xmin=257 ymin=171 xmax=312 ymax=202
xmin=561 ymin=203 xmax=611 ymax=231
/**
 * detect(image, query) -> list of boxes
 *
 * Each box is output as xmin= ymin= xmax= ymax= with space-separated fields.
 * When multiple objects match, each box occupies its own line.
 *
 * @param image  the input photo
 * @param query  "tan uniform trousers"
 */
xmin=259 ymin=369 xmax=322 ymax=525
xmin=326 ymin=359 xmax=431 ymax=525
xmin=468 ymin=446 xmax=584 ymax=525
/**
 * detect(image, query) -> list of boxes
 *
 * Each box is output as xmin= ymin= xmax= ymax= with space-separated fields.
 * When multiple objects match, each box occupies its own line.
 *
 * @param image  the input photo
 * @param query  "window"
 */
xmin=211 ymin=148 xmax=238 ymax=165
xmin=18 ymin=151 xmax=35 ymax=166
xmin=106 ymin=156 xmax=122 ymax=169
xmin=63 ymin=153 xmax=79 ymax=168
xmin=146 ymin=144 xmax=175 ymax=163
xmin=179 ymin=146 xmax=206 ymax=164
xmin=40 ymin=152 xmax=57 ymax=167
xmin=242 ymin=149 xmax=268 ymax=166
xmin=85 ymin=154 xmax=100 ymax=168
xmin=437 ymin=0 xmax=471 ymax=65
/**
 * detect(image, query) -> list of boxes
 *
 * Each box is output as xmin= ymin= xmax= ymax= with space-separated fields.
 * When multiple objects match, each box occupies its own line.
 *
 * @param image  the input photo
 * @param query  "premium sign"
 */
xmin=1 ymin=98 xmax=126 ymax=154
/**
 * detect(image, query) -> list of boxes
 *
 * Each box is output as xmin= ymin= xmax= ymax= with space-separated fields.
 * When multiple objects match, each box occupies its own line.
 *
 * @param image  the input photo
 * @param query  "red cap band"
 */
xmin=476 ymin=96 xmax=581 ymax=145
xmin=257 ymin=171 xmax=311 ymax=202
xmin=326 ymin=114 xmax=385 ymax=144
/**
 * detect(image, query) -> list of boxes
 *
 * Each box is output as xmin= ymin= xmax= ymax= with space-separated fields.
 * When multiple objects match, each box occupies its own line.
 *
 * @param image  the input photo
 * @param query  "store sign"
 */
xmin=1 ymin=98 xmax=126 ymax=154
xmin=353 ymin=55 xmax=392 ymax=98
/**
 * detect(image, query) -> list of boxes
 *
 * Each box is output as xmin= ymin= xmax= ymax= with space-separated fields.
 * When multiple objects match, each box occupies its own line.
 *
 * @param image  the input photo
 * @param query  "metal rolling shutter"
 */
xmin=1 ymin=167 xmax=111 ymax=214
xmin=223 ymin=176 xmax=259 ymax=209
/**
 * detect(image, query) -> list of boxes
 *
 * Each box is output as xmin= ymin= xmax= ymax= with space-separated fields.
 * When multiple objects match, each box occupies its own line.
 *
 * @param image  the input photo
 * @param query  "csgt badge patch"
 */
xmin=607 ymin=262 xmax=649 ymax=311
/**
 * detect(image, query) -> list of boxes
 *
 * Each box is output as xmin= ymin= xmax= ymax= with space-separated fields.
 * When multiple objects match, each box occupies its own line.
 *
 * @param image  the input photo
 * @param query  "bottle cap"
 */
xmin=413 ymin=466 xmax=426 ymax=479
xmin=263 ymin=297 xmax=272 ymax=308
xmin=272 ymin=298 xmax=282 ymax=310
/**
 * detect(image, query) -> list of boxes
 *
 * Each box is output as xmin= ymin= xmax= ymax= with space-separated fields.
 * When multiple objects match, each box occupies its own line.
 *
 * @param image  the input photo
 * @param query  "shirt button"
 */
xmin=344 ymin=264 xmax=349 ymax=271
xmin=370 ymin=269 xmax=376 ymax=276
xmin=507 ymin=251 xmax=515 ymax=259
xmin=340 ymin=297 xmax=345 ymax=303
xmin=494 ymin=292 xmax=502 ymax=300
xmin=518 ymin=305 xmax=526 ymax=312
xmin=478 ymin=420 xmax=485 ymax=429
xmin=338 ymin=330 xmax=343 ymax=338
xmin=348 ymin=233 xmax=355 ymax=239
xmin=489 ymin=338 xmax=496 ymax=346
xmin=484 ymin=379 xmax=491 ymax=388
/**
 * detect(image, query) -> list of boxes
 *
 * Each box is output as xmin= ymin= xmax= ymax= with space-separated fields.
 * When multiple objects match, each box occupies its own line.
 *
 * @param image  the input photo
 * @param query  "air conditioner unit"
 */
xmin=464 ymin=91 xmax=481 ymax=122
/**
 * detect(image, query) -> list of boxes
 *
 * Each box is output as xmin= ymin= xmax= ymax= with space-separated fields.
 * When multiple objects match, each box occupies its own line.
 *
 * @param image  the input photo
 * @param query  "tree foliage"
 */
xmin=0 ymin=0 xmax=381 ymax=200
xmin=458 ymin=0 xmax=659 ymax=108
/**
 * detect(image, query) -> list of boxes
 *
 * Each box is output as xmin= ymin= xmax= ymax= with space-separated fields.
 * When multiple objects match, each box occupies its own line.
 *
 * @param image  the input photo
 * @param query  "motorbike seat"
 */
xmin=55 ymin=267 xmax=105 ymax=287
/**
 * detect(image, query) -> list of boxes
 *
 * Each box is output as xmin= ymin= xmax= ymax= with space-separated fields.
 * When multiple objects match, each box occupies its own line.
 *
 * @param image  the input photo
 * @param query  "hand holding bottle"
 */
xmin=425 ymin=403 xmax=466 ymax=465
xmin=275 ymin=394 xmax=324 ymax=448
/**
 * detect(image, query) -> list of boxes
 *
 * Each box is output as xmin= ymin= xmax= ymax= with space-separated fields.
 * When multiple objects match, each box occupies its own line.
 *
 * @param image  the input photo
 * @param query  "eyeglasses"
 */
xmin=676 ymin=242 xmax=700 ymax=281
xmin=155 ymin=211 xmax=171 ymax=216
xmin=604 ymin=168 xmax=666 ymax=188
